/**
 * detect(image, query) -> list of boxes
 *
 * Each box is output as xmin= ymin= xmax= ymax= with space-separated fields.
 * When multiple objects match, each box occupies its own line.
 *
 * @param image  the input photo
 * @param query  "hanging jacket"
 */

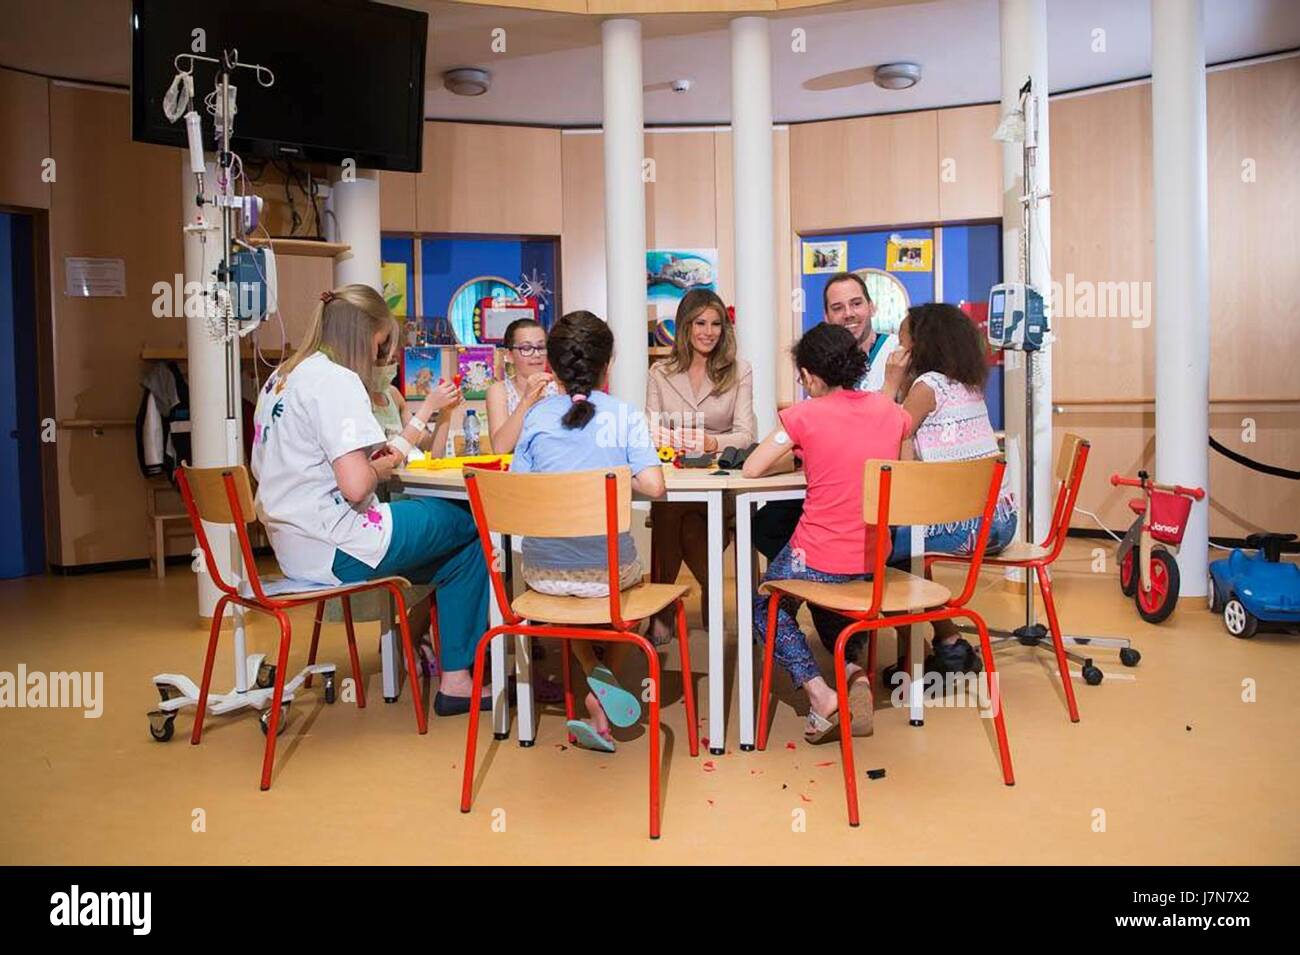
xmin=136 ymin=361 xmax=191 ymax=480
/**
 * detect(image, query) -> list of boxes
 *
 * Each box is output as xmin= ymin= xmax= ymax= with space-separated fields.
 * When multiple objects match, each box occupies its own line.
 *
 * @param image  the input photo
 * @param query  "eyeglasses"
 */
xmin=510 ymin=344 xmax=545 ymax=357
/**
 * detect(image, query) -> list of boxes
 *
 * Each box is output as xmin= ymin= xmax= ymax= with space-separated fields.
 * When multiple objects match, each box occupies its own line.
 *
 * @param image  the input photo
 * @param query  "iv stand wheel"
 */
xmin=1119 ymin=647 xmax=1141 ymax=667
xmin=148 ymin=710 xmax=176 ymax=742
xmin=1081 ymin=661 xmax=1104 ymax=686
xmin=260 ymin=702 xmax=291 ymax=736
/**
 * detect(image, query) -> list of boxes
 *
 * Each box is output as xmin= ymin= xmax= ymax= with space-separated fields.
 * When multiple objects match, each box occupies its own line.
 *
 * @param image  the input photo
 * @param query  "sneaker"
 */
xmin=927 ymin=637 xmax=983 ymax=675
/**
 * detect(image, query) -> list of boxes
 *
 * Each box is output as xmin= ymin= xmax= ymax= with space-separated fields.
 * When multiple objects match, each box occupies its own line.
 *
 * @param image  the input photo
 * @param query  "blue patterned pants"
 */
xmin=753 ymin=544 xmax=871 ymax=689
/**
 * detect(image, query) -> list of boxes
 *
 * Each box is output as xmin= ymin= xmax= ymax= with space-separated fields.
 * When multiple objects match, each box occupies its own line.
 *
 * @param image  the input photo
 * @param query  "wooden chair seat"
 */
xmin=238 ymin=574 xmax=413 ymax=602
xmin=980 ymin=540 xmax=1051 ymax=563
xmin=760 ymin=568 xmax=951 ymax=613
xmin=512 ymin=582 xmax=690 ymax=626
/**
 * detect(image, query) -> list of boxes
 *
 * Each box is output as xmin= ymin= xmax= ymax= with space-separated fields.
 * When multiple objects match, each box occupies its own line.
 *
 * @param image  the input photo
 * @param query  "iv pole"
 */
xmin=149 ymin=49 xmax=335 ymax=742
xmin=985 ymin=78 xmax=1140 ymax=683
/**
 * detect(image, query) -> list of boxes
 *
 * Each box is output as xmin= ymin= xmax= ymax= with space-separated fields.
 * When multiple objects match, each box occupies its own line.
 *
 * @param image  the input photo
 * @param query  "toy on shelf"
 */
xmin=1111 ymin=470 xmax=1206 ymax=624
xmin=1209 ymin=533 xmax=1300 ymax=639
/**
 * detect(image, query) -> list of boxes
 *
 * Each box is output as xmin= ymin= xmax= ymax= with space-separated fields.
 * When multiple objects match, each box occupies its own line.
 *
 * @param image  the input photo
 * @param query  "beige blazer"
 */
xmin=646 ymin=358 xmax=757 ymax=450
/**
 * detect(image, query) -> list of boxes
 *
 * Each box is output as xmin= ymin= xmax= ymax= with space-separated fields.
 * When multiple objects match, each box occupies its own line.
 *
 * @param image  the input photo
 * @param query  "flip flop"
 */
xmin=586 ymin=665 xmax=641 ymax=728
xmin=848 ymin=676 xmax=875 ymax=738
xmin=803 ymin=709 xmax=842 ymax=744
xmin=566 ymin=719 xmax=616 ymax=753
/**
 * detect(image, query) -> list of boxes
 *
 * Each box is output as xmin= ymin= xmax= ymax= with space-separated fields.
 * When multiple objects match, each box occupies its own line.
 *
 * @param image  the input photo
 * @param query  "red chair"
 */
xmin=178 ymin=465 xmax=427 ymax=790
xmin=756 ymin=457 xmax=1011 ymax=827
xmin=925 ymin=433 xmax=1091 ymax=722
xmin=460 ymin=466 xmax=699 ymax=839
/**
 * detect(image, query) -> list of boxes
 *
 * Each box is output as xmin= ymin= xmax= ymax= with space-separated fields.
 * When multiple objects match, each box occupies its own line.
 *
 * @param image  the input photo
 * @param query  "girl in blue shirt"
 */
xmin=511 ymin=310 xmax=665 ymax=749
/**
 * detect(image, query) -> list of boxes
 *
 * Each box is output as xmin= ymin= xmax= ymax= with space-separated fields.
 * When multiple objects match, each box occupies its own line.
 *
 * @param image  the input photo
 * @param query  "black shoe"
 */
xmin=927 ymin=637 xmax=983 ymax=675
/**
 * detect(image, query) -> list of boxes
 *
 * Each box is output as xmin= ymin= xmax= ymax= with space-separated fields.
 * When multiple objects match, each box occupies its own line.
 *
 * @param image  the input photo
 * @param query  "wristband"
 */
xmin=408 ymin=414 xmax=428 ymax=433
xmin=388 ymin=435 xmax=413 ymax=457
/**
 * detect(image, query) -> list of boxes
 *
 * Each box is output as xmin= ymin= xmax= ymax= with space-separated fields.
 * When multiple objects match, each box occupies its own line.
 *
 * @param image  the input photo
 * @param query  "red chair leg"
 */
xmin=389 ymin=585 xmax=427 ymax=735
xmin=561 ymin=639 xmax=576 ymax=744
xmin=1035 ymin=564 xmax=1080 ymax=723
xmin=304 ymin=601 xmax=324 ymax=689
xmin=259 ymin=610 xmax=294 ymax=791
xmin=429 ymin=593 xmax=442 ymax=661
xmin=834 ymin=625 xmax=860 ymax=827
xmin=641 ymin=636 xmax=663 ymax=839
xmin=460 ymin=629 xmax=498 ymax=813
xmin=190 ymin=594 xmax=230 ymax=746
xmin=674 ymin=599 xmax=699 ymax=757
xmin=755 ymin=591 xmax=781 ymax=751
xmin=965 ymin=610 xmax=1015 ymax=785
xmin=341 ymin=595 xmax=366 ymax=709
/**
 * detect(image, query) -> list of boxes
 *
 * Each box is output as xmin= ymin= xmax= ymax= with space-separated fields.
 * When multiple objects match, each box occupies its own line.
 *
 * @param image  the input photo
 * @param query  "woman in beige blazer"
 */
xmin=646 ymin=289 xmax=756 ymax=640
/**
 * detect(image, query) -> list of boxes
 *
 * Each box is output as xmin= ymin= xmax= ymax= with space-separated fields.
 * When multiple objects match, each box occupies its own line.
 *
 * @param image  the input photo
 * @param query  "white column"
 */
xmin=731 ymin=16 xmax=778 ymax=436
xmin=601 ymin=18 xmax=649 ymax=405
xmin=1151 ymin=0 xmax=1210 ymax=594
xmin=182 ymin=156 xmax=237 ymax=618
xmin=329 ymin=169 xmax=382 ymax=290
xmin=999 ymin=0 xmax=1053 ymax=543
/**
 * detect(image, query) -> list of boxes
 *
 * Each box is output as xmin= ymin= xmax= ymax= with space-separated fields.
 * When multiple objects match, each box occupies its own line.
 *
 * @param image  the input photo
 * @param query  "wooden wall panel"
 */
xmin=416 ymin=122 xmax=563 ymax=236
xmin=790 ymin=110 xmax=939 ymax=232
xmin=937 ymin=103 xmax=1002 ymax=221
xmin=1049 ymin=83 xmax=1155 ymax=404
xmin=1207 ymin=56 xmax=1300 ymax=401
xmin=378 ymin=170 xmax=418 ymax=232
xmin=560 ymin=131 xmax=606 ymax=316
xmin=0 ymin=67 xmax=51 ymax=210
xmin=644 ymin=131 xmax=716 ymax=249
xmin=1050 ymin=60 xmax=1300 ymax=538
xmin=48 ymin=83 xmax=184 ymax=564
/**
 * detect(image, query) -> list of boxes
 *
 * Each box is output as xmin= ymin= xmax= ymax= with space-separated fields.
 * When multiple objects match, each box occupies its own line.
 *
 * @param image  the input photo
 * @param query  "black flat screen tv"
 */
xmin=131 ymin=0 xmax=427 ymax=172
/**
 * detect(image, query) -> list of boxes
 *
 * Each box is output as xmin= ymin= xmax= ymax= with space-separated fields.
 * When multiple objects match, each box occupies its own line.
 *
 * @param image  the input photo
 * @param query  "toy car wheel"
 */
xmin=1081 ymin=664 xmax=1104 ymax=686
xmin=1135 ymin=550 xmax=1180 ymax=624
xmin=1223 ymin=598 xmax=1258 ymax=639
xmin=148 ymin=710 xmax=175 ymax=742
xmin=323 ymin=674 xmax=336 ymax=705
xmin=1119 ymin=550 xmax=1137 ymax=597
xmin=1119 ymin=647 xmax=1141 ymax=667
xmin=259 ymin=703 xmax=290 ymax=736
xmin=1207 ymin=574 xmax=1224 ymax=613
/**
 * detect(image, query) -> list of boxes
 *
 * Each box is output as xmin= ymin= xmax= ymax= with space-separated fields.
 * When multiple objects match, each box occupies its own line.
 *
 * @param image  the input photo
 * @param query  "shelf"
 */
xmin=245 ymin=237 xmax=350 ymax=258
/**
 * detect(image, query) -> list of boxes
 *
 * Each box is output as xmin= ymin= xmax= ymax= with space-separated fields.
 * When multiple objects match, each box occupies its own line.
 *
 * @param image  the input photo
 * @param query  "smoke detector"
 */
xmin=873 ymin=63 xmax=922 ymax=91
xmin=671 ymin=79 xmax=692 ymax=93
xmin=444 ymin=68 xmax=491 ymax=96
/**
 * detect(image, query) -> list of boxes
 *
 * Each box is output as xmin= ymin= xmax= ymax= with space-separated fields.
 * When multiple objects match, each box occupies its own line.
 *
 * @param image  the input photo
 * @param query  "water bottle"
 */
xmin=462 ymin=409 xmax=481 ymax=456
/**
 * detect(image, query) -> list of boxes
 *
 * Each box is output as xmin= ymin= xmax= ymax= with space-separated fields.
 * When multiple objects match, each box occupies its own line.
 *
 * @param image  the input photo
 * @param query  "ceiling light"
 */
xmin=873 ymin=63 xmax=921 ymax=91
xmin=443 ymin=68 xmax=491 ymax=97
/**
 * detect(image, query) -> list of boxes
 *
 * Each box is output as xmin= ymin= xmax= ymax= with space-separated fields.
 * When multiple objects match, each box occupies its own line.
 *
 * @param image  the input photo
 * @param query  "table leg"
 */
xmin=909 ymin=622 xmax=925 ymax=726
xmin=490 ymin=530 xmax=509 ymax=740
xmin=381 ymin=590 xmax=400 ymax=703
xmin=734 ymin=494 xmax=756 ymax=751
xmin=706 ymin=491 xmax=725 ymax=755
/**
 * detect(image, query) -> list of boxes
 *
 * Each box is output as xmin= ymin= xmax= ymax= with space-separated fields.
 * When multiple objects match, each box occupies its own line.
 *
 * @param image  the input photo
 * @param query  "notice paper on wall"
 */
xmin=64 ymin=257 xmax=126 ymax=297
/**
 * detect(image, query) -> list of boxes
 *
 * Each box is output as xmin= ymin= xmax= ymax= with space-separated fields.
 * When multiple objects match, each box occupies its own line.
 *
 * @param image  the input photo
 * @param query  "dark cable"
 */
xmin=1209 ymin=437 xmax=1299 ymax=480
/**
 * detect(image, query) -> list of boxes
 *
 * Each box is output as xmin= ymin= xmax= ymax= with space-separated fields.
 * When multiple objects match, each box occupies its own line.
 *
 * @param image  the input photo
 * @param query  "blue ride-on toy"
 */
xmin=1208 ymin=533 xmax=1300 ymax=639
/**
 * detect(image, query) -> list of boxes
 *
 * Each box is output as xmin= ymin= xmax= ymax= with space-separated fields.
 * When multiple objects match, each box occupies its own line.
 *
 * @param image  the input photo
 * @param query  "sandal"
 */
xmin=804 ymin=709 xmax=842 ymax=744
xmin=566 ymin=719 xmax=616 ymax=753
xmin=848 ymin=675 xmax=875 ymax=738
xmin=586 ymin=665 xmax=641 ymax=728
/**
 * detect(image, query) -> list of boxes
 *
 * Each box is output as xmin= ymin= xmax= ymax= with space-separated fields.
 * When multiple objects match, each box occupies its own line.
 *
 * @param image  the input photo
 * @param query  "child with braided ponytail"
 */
xmin=510 ymin=310 xmax=667 ymax=751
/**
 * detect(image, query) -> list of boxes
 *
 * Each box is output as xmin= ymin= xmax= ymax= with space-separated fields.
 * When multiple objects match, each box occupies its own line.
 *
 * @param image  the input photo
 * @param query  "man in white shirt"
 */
xmin=821 ymin=271 xmax=900 ymax=393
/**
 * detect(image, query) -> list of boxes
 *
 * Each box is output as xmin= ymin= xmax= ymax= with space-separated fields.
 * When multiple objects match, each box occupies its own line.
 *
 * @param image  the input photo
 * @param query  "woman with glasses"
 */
xmin=485 ymin=317 xmax=558 ymax=453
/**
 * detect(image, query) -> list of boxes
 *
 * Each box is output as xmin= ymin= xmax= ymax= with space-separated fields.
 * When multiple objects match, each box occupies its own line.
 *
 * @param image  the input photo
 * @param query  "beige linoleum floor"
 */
xmin=1 ymin=540 xmax=1296 ymax=865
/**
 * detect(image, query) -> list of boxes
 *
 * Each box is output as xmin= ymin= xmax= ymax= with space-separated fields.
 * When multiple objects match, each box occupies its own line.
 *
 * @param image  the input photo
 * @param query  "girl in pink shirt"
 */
xmin=743 ymin=323 xmax=911 ymax=743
